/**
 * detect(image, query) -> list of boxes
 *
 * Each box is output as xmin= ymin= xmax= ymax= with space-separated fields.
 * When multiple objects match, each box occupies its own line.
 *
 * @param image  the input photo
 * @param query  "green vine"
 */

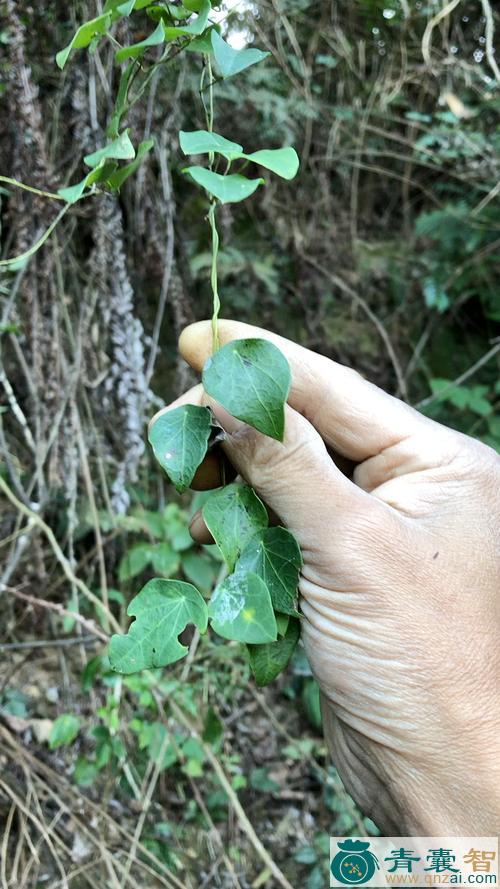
xmin=3 ymin=0 xmax=302 ymax=687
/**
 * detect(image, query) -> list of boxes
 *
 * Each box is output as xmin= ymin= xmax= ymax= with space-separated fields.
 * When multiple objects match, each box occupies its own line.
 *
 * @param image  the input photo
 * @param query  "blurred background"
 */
xmin=0 ymin=0 xmax=499 ymax=886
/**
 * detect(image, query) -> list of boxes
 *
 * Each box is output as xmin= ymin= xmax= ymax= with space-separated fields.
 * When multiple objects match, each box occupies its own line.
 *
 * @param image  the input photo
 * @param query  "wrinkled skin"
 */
xmin=153 ymin=319 xmax=500 ymax=833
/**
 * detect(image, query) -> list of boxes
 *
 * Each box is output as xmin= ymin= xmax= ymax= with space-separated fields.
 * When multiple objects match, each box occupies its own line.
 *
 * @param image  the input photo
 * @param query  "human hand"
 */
xmin=158 ymin=319 xmax=500 ymax=834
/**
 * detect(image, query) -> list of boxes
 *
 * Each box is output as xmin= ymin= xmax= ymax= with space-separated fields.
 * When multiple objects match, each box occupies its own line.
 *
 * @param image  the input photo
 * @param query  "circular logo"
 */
xmin=331 ymin=840 xmax=379 ymax=885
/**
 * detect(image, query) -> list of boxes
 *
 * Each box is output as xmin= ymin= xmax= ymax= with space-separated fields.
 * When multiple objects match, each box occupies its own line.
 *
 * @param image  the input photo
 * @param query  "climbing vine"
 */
xmin=4 ymin=0 xmax=302 ymax=685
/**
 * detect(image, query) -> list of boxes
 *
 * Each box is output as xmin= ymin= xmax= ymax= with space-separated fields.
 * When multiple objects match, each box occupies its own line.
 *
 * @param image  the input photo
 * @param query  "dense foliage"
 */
xmin=0 ymin=0 xmax=498 ymax=885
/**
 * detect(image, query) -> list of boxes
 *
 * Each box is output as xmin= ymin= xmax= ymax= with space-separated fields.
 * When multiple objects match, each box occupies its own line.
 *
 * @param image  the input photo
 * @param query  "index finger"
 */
xmin=179 ymin=319 xmax=433 ymax=462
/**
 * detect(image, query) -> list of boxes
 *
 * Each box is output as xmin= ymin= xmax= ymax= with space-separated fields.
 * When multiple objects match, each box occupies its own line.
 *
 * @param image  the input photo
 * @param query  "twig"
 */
xmin=301 ymin=253 xmax=409 ymax=400
xmin=2 ymin=585 xmax=109 ymax=642
xmin=481 ymin=0 xmax=500 ymax=81
xmin=421 ymin=0 xmax=462 ymax=67
xmin=416 ymin=341 xmax=500 ymax=408
xmin=0 ymin=636 xmax=100 ymax=651
xmin=168 ymin=698 xmax=295 ymax=889
xmin=0 ymin=475 xmax=121 ymax=633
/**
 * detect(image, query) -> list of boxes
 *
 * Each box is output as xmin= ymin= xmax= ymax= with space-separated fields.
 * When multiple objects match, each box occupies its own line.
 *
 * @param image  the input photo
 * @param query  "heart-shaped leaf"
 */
xmin=247 ymin=617 xmax=300 ymax=686
xmin=179 ymin=130 xmax=243 ymax=158
xmin=209 ymin=572 xmax=277 ymax=644
xmin=202 ymin=338 xmax=291 ymax=440
xmin=109 ymin=579 xmax=208 ymax=673
xmin=236 ymin=527 xmax=302 ymax=615
xmin=162 ymin=0 xmax=211 ymax=38
xmin=211 ymin=31 xmax=269 ymax=78
xmin=56 ymin=13 xmax=112 ymax=69
xmin=184 ymin=167 xmax=263 ymax=204
xmin=244 ymin=147 xmax=299 ymax=180
xmin=84 ymin=130 xmax=135 ymax=168
xmin=107 ymin=139 xmax=154 ymax=190
xmin=149 ymin=404 xmax=212 ymax=493
xmin=115 ymin=20 xmax=166 ymax=63
xmin=202 ymin=483 xmax=267 ymax=571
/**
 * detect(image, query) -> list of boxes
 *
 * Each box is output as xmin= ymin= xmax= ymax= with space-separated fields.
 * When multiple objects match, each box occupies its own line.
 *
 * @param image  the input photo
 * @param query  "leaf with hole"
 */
xmin=84 ymin=130 xmax=135 ymax=168
xmin=148 ymin=404 xmax=212 ymax=493
xmin=247 ymin=617 xmax=300 ymax=686
xmin=183 ymin=167 xmax=263 ymax=204
xmin=115 ymin=20 xmax=166 ymax=63
xmin=56 ymin=13 xmax=112 ymax=69
xmin=209 ymin=572 xmax=277 ymax=644
xmin=203 ymin=339 xmax=291 ymax=440
xmin=235 ymin=527 xmax=301 ymax=615
xmin=179 ymin=130 xmax=243 ymax=158
xmin=109 ymin=579 xmax=208 ymax=673
xmin=202 ymin=483 xmax=268 ymax=571
xmin=211 ymin=31 xmax=269 ymax=78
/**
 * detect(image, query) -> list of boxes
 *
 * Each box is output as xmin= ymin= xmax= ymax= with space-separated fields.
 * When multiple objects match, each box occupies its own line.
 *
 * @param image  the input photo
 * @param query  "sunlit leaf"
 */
xmin=244 ymin=147 xmax=299 ymax=180
xmin=148 ymin=404 xmax=212 ymax=493
xmin=186 ymin=23 xmax=219 ymax=52
xmin=209 ymin=571 xmax=277 ymax=643
xmin=162 ymin=0 xmax=211 ymax=38
xmin=211 ymin=31 xmax=269 ymax=78
xmin=202 ymin=338 xmax=291 ymax=440
xmin=184 ymin=167 xmax=263 ymax=204
xmin=202 ymin=483 xmax=268 ymax=571
xmin=179 ymin=130 xmax=243 ymax=158
xmin=109 ymin=579 xmax=208 ymax=673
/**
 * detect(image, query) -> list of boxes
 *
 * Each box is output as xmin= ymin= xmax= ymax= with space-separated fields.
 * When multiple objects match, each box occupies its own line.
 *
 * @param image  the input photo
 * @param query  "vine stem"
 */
xmin=0 ymin=176 xmax=64 ymax=201
xmin=201 ymin=53 xmax=220 ymax=353
xmin=0 ymin=203 xmax=70 ymax=268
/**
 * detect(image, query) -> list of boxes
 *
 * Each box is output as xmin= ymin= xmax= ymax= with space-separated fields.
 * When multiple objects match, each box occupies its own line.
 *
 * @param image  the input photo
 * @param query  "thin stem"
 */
xmin=208 ymin=203 xmax=220 ymax=352
xmin=0 ymin=204 xmax=70 ymax=268
xmin=0 ymin=176 xmax=64 ymax=201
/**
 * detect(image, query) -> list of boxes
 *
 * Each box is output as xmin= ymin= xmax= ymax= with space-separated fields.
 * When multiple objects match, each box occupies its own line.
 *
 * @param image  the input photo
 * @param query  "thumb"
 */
xmin=204 ymin=394 xmax=366 ymax=552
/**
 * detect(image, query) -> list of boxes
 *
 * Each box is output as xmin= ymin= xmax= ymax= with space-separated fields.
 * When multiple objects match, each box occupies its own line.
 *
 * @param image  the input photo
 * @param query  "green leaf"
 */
xmin=247 ymin=617 xmax=300 ymax=686
xmin=162 ymin=0 xmax=211 ymax=38
xmin=275 ymin=612 xmax=290 ymax=637
xmin=107 ymin=62 xmax=137 ymax=139
xmin=183 ymin=167 xmax=263 ymax=204
xmin=104 ymin=0 xmax=153 ymax=13
xmin=56 ymin=14 xmax=112 ymax=69
xmin=58 ymin=177 xmax=89 ymax=204
xmin=109 ymin=579 xmax=208 ymax=674
xmin=181 ymin=551 xmax=217 ymax=592
xmin=209 ymin=572 xmax=277 ymax=644
xmin=148 ymin=404 xmax=212 ymax=493
xmin=202 ymin=483 xmax=268 ymax=571
xmin=211 ymin=31 xmax=269 ymax=78
xmin=118 ymin=542 xmax=153 ymax=581
xmin=57 ymin=161 xmax=118 ymax=203
xmin=250 ymin=767 xmax=280 ymax=792
xmin=107 ymin=139 xmax=154 ymax=189
xmin=49 ymin=714 xmax=81 ymax=749
xmin=84 ymin=130 xmax=135 ymax=168
xmin=115 ymin=20 xmax=166 ymax=63
xmin=244 ymin=148 xmax=299 ymax=180
xmin=150 ymin=542 xmax=180 ymax=576
xmin=179 ymin=130 xmax=243 ymax=158
xmin=236 ymin=527 xmax=301 ymax=615
xmin=202 ymin=338 xmax=291 ymax=440
xmin=186 ymin=24 xmax=219 ymax=53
